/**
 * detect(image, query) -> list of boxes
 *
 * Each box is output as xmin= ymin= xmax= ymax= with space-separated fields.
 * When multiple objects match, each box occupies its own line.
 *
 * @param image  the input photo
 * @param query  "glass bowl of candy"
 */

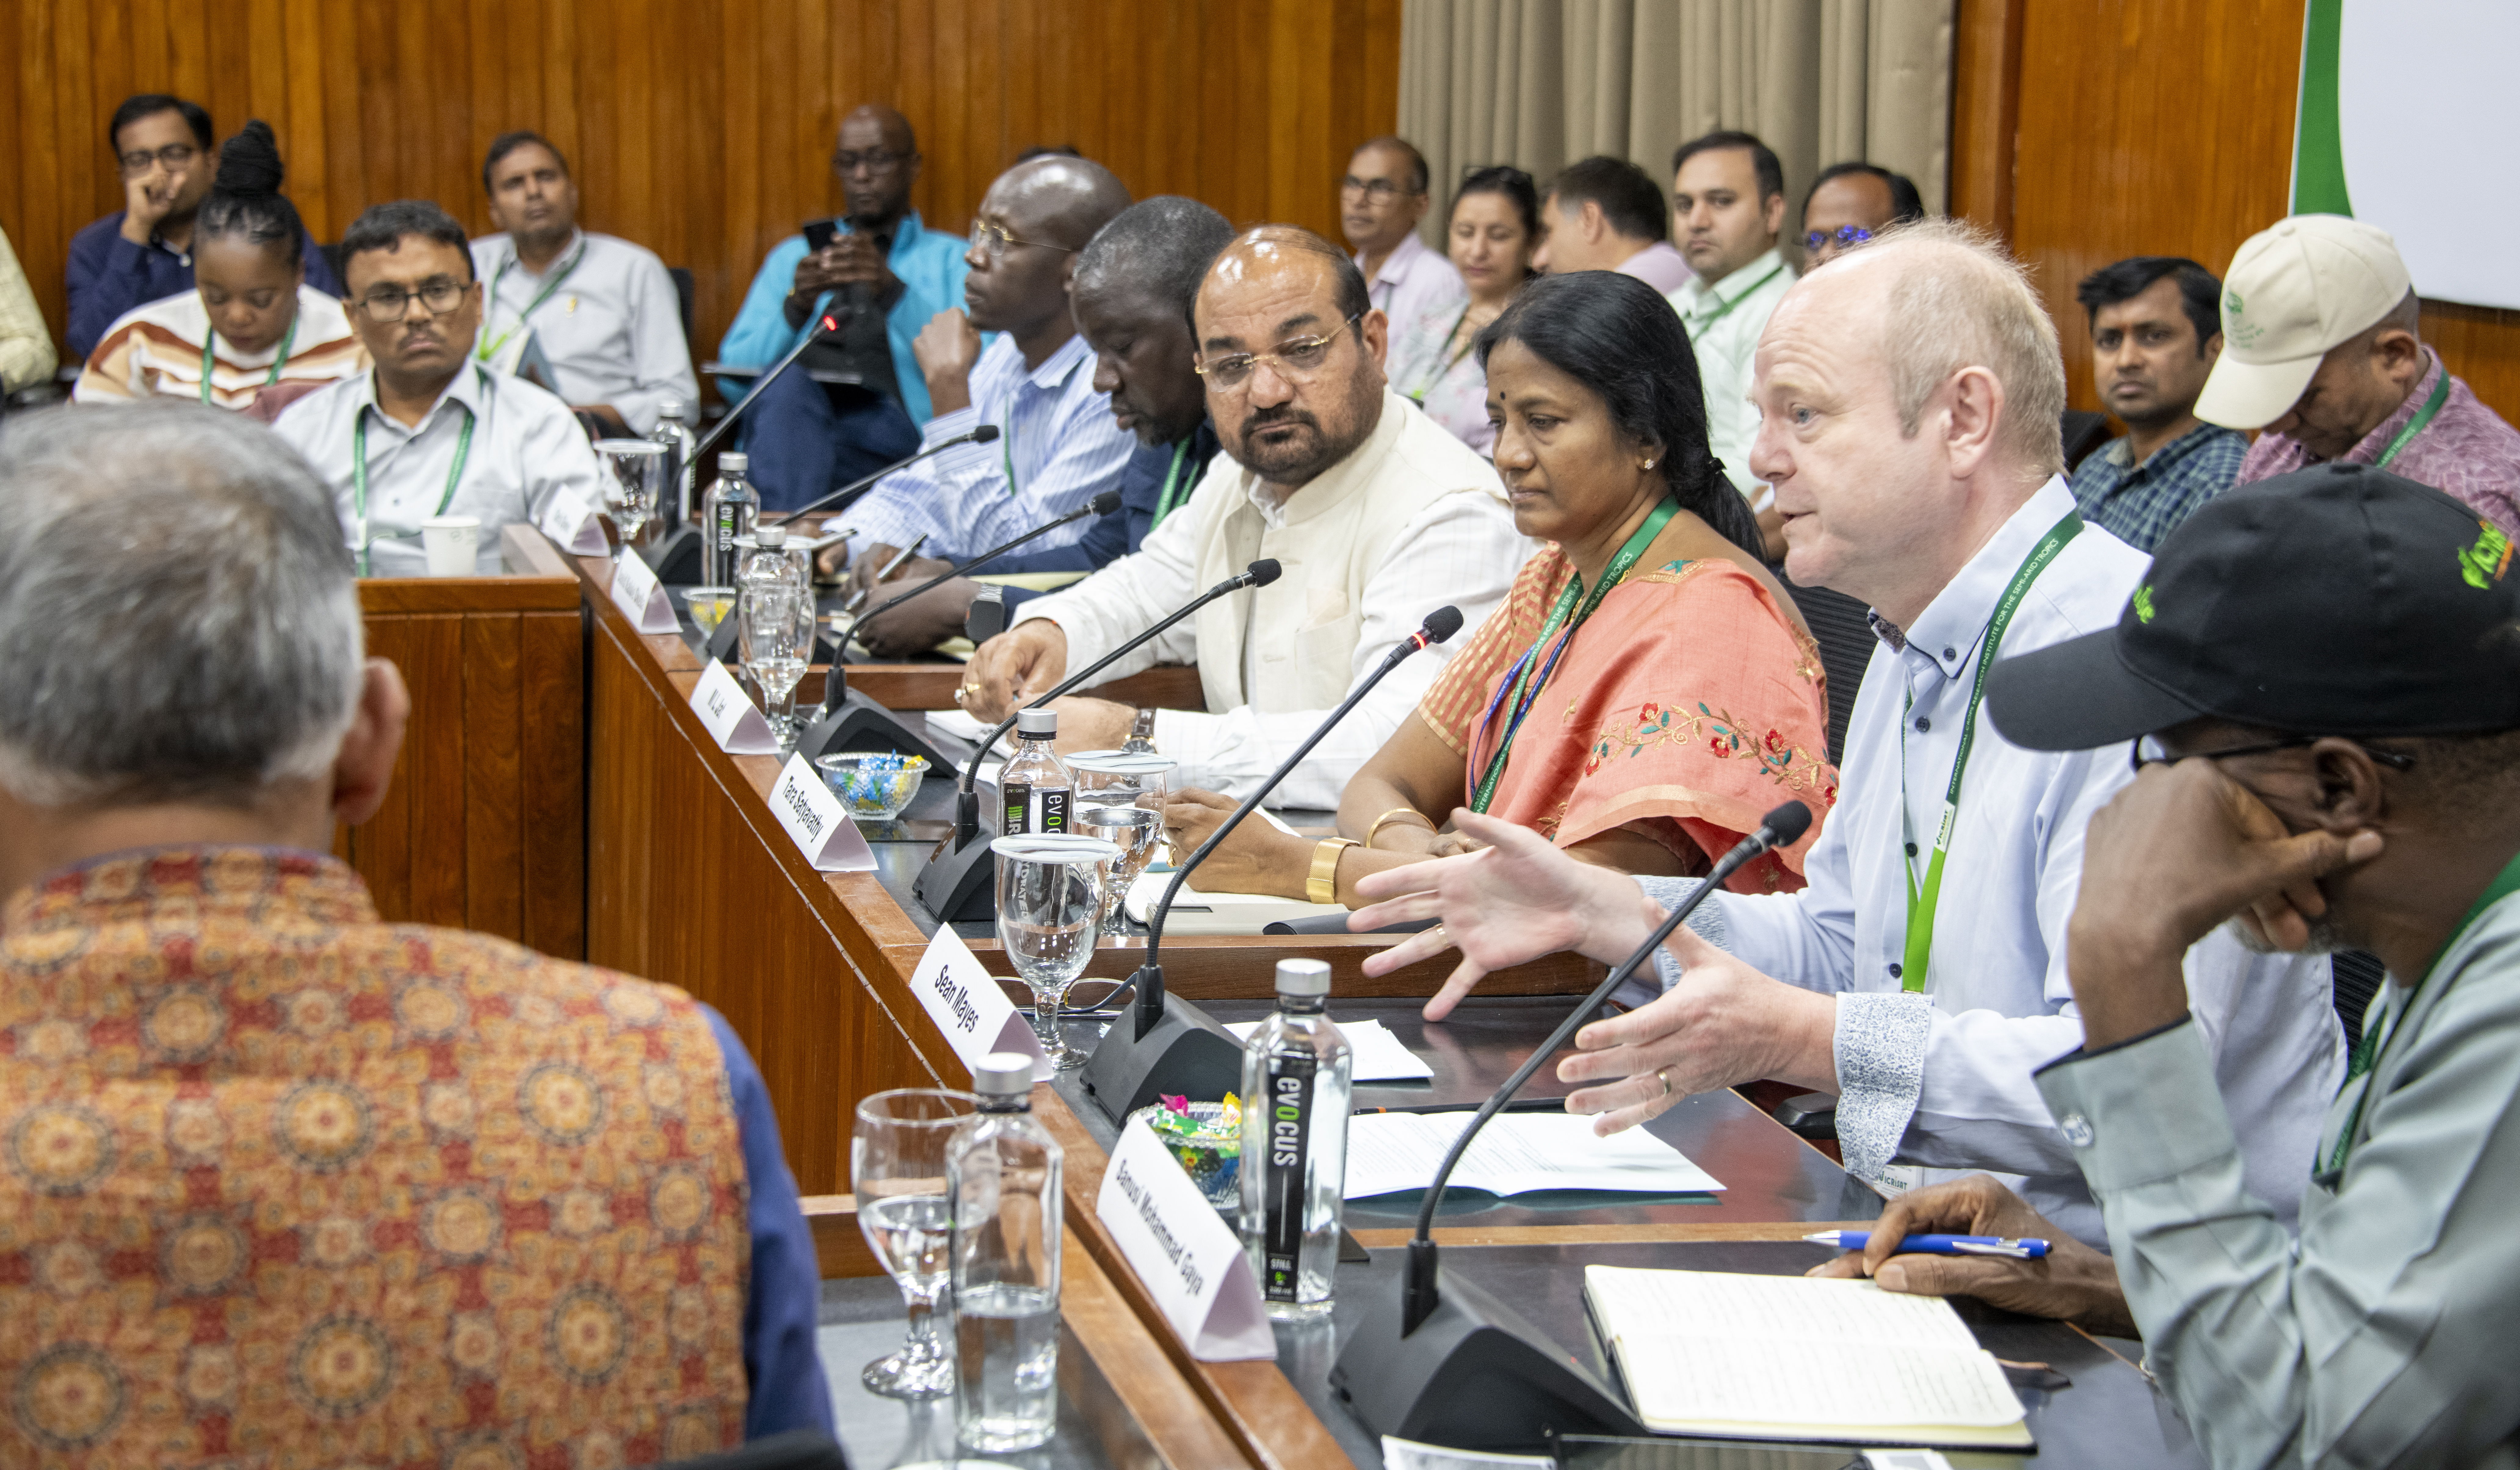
xmin=1128 ymin=1095 xmax=1241 ymax=1212
xmin=814 ymin=752 xmax=929 ymax=821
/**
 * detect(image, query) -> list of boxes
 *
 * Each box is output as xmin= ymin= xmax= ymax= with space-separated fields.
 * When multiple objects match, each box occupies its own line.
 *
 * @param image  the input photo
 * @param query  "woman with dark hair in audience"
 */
xmin=1387 ymin=165 xmax=1539 ymax=455
xmin=1169 ymin=270 xmax=1837 ymax=903
xmin=76 ymin=121 xmax=365 ymax=420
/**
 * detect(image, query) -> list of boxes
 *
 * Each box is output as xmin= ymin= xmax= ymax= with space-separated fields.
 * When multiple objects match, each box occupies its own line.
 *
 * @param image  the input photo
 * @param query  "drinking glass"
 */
xmin=682 ymin=585 xmax=736 ymax=640
xmin=1068 ymin=752 xmax=1175 ymax=929
xmin=739 ymin=580 xmax=811 ymax=742
xmin=593 ymin=439 xmax=668 ymax=556
xmin=852 ymin=1088 xmax=981 ymax=1397
xmin=992 ymin=834 xmax=1121 ymax=1069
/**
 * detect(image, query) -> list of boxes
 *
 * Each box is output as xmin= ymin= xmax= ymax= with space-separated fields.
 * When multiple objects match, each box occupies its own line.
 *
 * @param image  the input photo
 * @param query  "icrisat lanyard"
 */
xmin=1149 ymin=437 xmax=1196 ymax=528
xmin=201 ymin=313 xmax=296 ymax=405
xmin=1897 ymin=509 xmax=2083 ymax=992
xmin=353 ymin=371 xmax=482 ymax=575
xmin=2372 ymin=366 xmax=2451 ymax=471
xmin=475 ymin=237 xmax=586 ymax=363
xmin=1688 ymin=261 xmax=1788 ymax=330
xmin=1407 ymin=302 xmax=1478 ymax=404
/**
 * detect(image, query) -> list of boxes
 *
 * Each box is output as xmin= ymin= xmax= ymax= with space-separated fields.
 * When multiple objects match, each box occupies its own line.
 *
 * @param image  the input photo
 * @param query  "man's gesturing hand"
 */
xmin=1559 ymin=925 xmax=1838 ymax=1133
xmin=1806 ymin=1174 xmax=2137 ymax=1338
xmin=963 ymin=621 xmax=1068 ymax=722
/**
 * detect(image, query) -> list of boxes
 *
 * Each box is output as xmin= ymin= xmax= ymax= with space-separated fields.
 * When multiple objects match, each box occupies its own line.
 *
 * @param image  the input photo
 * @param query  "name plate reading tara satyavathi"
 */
xmin=767 ymin=752 xmax=876 ymax=873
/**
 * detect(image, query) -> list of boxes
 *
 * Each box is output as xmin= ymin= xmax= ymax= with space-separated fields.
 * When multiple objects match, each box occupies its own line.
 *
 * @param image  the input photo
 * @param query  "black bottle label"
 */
xmin=1261 ymin=1050 xmax=1317 ymax=1302
xmin=1002 ymin=781 xmax=1030 ymax=835
xmin=1038 ymin=786 xmax=1070 ymax=834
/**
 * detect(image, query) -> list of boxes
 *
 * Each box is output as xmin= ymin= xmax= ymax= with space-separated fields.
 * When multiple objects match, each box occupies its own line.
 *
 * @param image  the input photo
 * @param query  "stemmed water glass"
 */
xmin=1068 ymin=752 xmax=1175 ymax=929
xmin=593 ymin=439 xmax=667 ymax=557
xmin=739 ymin=577 xmax=812 ymax=744
xmin=852 ymin=1088 xmax=981 ymax=1398
xmin=992 ymin=833 xmax=1121 ymax=1069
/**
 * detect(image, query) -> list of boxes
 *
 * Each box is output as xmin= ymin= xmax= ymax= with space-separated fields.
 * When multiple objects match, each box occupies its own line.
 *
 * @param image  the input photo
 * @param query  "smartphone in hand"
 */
xmin=802 ymin=217 xmax=841 ymax=253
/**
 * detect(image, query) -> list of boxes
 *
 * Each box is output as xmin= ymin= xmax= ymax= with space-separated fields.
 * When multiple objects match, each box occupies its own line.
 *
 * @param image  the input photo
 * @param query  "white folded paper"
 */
xmin=607 ymin=550 xmax=677 ymax=633
xmin=1125 ymin=869 xmax=1345 ymax=935
xmin=1343 ymin=1111 xmax=1723 ymax=1199
xmin=904 ymin=927 xmax=1050 ymax=1081
xmin=767 ymin=753 xmax=876 ymax=873
xmin=1095 ymin=1119 xmax=1275 ymax=1361
xmin=537 ymin=490 xmax=609 ymax=554
xmin=689 ymin=659 xmax=779 ymax=755
xmin=1225 ymin=1017 xmax=1432 ymax=1082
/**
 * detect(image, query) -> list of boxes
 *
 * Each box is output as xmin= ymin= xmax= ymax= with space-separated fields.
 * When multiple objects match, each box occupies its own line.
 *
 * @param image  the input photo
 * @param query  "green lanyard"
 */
xmin=1150 ymin=437 xmax=1196 ymax=528
xmin=1687 ymin=261 xmax=1788 ymax=331
xmin=1897 ymin=509 xmax=2084 ymax=992
xmin=1002 ymin=422 xmax=1020 ymax=497
xmin=2372 ymin=365 xmax=2451 ymax=471
xmin=352 ymin=375 xmax=480 ymax=575
xmin=200 ymin=314 xmax=297 ymax=405
xmin=1468 ymin=498 xmax=1681 ymax=813
xmin=2323 ymin=847 xmax=2520 ymax=1178
xmin=1407 ymin=302 xmax=1478 ymax=404
xmin=475 ymin=238 xmax=586 ymax=363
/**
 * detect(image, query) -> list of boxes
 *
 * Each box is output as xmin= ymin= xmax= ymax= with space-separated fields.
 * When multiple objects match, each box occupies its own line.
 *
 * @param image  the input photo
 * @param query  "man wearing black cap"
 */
xmin=1823 ymin=463 xmax=2520 ymax=1467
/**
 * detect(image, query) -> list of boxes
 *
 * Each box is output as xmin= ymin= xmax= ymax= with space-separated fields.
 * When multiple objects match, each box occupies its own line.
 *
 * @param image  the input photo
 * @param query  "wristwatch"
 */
xmin=1308 ymin=838 xmax=1360 ymax=905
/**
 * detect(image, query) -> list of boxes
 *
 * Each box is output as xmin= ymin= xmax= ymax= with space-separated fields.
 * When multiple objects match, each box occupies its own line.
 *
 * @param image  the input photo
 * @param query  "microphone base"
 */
xmin=1077 ymin=991 xmax=1245 ymax=1122
xmin=1330 ymin=1254 xmax=1645 ymax=1452
xmin=792 ymin=687 xmax=952 ymax=769
xmin=913 ymin=826 xmax=997 ymax=923
xmin=642 ymin=524 xmax=706 ymax=585
xmin=704 ymin=614 xmax=742 ymax=665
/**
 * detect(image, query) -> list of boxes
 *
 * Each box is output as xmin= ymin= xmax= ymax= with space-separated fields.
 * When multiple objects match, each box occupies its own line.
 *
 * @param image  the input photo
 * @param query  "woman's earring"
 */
xmin=1642 ymin=458 xmax=1657 ymax=470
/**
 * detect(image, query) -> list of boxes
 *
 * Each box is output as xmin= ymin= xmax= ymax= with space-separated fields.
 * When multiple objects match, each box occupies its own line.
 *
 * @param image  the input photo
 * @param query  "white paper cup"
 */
xmin=421 ymin=515 xmax=482 ymax=577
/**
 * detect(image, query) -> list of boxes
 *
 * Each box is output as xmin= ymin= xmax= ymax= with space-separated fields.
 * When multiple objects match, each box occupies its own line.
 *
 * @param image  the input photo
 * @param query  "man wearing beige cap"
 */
xmin=2203 ymin=214 xmax=2520 ymax=531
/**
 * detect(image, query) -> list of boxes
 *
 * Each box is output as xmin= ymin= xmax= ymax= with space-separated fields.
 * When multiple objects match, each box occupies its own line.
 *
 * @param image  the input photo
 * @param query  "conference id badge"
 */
xmin=607 ymin=550 xmax=677 ymax=633
xmin=1096 ymin=1118 xmax=1276 ymax=1361
xmin=905 ymin=926 xmax=1050 ymax=1081
xmin=538 ymin=489 xmax=610 ymax=555
xmin=1260 ymin=1051 xmax=1317 ymax=1303
xmin=767 ymin=752 xmax=876 ymax=873
xmin=689 ymin=660 xmax=779 ymax=754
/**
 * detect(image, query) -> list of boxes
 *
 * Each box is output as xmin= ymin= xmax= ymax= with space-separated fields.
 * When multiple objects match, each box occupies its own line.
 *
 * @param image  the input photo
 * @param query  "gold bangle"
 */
xmin=1308 ymin=838 xmax=1360 ymax=904
xmin=1366 ymin=807 xmax=1438 ymax=847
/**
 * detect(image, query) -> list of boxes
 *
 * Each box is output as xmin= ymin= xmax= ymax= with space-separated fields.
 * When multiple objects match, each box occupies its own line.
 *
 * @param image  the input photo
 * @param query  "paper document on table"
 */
xmin=1341 ymin=1112 xmax=1721 ymax=1198
xmin=1584 ymin=1266 xmax=2031 ymax=1448
xmin=1225 ymin=1018 xmax=1433 ymax=1081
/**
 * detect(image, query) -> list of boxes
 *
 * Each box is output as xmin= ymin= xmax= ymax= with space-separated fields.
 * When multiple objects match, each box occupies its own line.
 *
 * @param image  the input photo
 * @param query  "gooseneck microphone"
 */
xmin=911 ymin=559 xmax=1284 ymax=923
xmin=767 ymin=423 xmax=1003 ymax=527
xmin=848 ymin=488 xmax=1122 ymax=643
xmin=1330 ymin=800 xmax=1815 ymax=1451
xmin=691 ymin=311 xmax=848 ymax=462
xmin=1077 ymin=606 xmax=1465 ymax=1123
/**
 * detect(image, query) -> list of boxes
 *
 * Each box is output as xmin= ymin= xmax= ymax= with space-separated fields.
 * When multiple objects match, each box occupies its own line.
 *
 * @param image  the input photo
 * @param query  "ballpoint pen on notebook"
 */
xmin=1353 ymin=1098 xmax=1570 ymax=1116
xmin=1803 ymin=1230 xmax=2051 ymax=1259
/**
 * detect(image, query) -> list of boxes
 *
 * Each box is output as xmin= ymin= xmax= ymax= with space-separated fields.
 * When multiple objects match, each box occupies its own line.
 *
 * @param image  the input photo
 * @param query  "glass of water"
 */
xmin=851 ymin=1088 xmax=980 ymax=1398
xmin=1068 ymin=752 xmax=1175 ymax=929
xmin=593 ymin=439 xmax=667 ymax=556
xmin=739 ymin=581 xmax=811 ymax=743
xmin=992 ymin=834 xmax=1121 ymax=1069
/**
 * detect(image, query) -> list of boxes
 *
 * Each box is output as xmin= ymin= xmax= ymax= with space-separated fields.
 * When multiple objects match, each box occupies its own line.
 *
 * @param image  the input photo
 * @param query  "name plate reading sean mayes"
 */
xmin=768 ymin=752 xmax=876 ymax=873
xmin=689 ymin=659 xmax=779 ymax=754
xmin=906 ymin=927 xmax=1051 ymax=1081
xmin=537 ymin=490 xmax=610 ymax=555
xmin=606 ymin=550 xmax=678 ymax=634
xmin=1095 ymin=1118 xmax=1275 ymax=1362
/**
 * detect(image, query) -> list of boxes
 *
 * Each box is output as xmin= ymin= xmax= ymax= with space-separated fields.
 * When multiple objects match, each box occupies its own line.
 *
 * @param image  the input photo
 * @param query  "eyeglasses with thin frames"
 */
xmin=352 ymin=277 xmax=472 ymax=323
xmin=969 ymin=221 xmax=1077 ymax=262
xmin=2129 ymin=733 xmax=2417 ymax=773
xmin=1193 ymin=314 xmax=1364 ymax=392
xmin=1804 ymin=225 xmax=1874 ymax=252
xmin=1340 ymin=176 xmax=1416 ymax=202
xmin=118 ymin=143 xmax=198 ymax=177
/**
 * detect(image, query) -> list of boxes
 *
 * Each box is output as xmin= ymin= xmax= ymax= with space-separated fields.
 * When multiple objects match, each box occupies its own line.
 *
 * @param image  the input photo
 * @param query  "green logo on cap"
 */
xmin=2225 ymin=289 xmax=2244 ymax=317
xmin=2457 ymin=521 xmax=2513 ymax=589
xmin=2132 ymin=585 xmax=2157 ymax=623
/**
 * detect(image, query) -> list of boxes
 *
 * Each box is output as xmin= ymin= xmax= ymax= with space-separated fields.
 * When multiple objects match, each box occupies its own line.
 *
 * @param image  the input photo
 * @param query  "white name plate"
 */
xmin=768 ymin=753 xmax=876 ymax=873
xmin=689 ymin=659 xmax=779 ymax=755
xmin=538 ymin=490 xmax=610 ymax=555
xmin=607 ymin=549 xmax=677 ymax=634
xmin=906 ymin=927 xmax=1050 ymax=1081
xmin=1096 ymin=1118 xmax=1275 ymax=1362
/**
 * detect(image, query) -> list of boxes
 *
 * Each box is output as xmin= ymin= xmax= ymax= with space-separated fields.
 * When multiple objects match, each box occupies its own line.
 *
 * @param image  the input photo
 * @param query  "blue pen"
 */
xmin=1803 ymin=1229 xmax=2050 ymax=1259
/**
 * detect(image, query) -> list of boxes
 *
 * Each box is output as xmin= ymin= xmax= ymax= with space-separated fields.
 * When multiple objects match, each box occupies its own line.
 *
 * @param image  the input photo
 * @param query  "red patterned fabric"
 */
xmin=0 ymin=848 xmax=751 ymax=1468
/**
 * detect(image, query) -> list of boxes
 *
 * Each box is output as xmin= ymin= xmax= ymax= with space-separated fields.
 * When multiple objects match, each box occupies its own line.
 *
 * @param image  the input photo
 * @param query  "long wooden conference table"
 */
xmin=362 ymin=530 xmax=2207 ymax=1468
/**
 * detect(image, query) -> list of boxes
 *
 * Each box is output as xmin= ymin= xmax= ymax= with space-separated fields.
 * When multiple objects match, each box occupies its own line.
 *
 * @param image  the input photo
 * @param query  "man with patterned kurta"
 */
xmin=0 ymin=403 xmax=831 ymax=1465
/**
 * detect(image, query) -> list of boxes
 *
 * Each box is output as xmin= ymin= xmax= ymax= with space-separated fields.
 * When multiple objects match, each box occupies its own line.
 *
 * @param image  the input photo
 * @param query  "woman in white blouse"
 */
xmin=1386 ymin=165 xmax=1537 ymax=456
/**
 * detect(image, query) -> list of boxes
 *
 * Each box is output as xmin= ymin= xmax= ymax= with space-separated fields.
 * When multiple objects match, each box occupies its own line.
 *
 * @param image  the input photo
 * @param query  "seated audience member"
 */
xmin=855 ymin=197 xmax=1235 ymax=655
xmin=1799 ymin=161 xmax=1924 ymax=267
xmin=74 ymin=122 xmax=364 ymax=419
xmin=0 ymin=226 xmax=58 ymax=394
xmin=2209 ymin=214 xmax=2520 ymax=530
xmin=721 ymin=105 xmax=970 ymax=510
xmin=1387 ymin=165 xmax=1539 ymax=455
xmin=1169 ymin=270 xmax=1834 ymax=905
xmin=1668 ymin=131 xmax=1796 ymax=509
xmin=1349 ymin=222 xmax=2339 ymax=1245
xmin=275 ymin=201 xmax=602 ymax=575
xmin=0 ymin=404 xmax=830 ymax=1459
xmin=961 ymin=227 xmax=1529 ymax=808
xmin=1529 ymin=155 xmax=1691 ymax=293
xmin=66 ymin=94 xmax=341 ymax=359
xmin=471 ymin=130 xmax=697 ymax=435
xmin=2066 ymin=256 xmax=2244 ymax=551
xmin=829 ymin=156 xmax=1137 ymax=649
xmin=1341 ymin=136 xmax=1466 ymax=335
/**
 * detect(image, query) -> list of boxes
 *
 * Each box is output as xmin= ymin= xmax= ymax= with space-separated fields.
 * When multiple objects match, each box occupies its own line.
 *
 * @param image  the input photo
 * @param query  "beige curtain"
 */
xmin=1398 ymin=0 xmax=1953 ymax=242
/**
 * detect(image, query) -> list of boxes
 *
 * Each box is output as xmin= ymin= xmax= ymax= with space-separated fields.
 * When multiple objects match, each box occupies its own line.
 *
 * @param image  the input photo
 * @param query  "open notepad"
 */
xmin=1344 ymin=1112 xmax=1723 ymax=1198
xmin=1584 ymin=1266 xmax=2032 ymax=1450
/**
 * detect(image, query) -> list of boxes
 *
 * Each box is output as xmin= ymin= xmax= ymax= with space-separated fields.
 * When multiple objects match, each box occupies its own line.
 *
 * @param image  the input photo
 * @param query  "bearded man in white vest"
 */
xmin=961 ymin=226 xmax=1531 ymax=808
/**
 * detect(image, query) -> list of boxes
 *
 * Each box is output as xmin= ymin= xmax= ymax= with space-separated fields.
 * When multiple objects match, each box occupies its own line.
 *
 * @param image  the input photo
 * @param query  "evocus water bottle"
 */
xmin=948 ymin=1052 xmax=1063 ymax=1451
xmin=1238 ymin=958 xmax=1352 ymax=1318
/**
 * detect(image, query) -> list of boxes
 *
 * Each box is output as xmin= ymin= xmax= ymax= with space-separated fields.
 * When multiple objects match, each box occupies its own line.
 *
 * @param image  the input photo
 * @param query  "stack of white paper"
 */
xmin=1225 ymin=1017 xmax=1434 ymax=1081
xmin=1342 ymin=1111 xmax=1723 ymax=1198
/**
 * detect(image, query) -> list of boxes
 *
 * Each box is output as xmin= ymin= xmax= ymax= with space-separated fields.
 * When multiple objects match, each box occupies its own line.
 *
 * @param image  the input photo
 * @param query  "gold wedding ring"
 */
xmin=1657 ymin=1066 xmax=1674 ymax=1098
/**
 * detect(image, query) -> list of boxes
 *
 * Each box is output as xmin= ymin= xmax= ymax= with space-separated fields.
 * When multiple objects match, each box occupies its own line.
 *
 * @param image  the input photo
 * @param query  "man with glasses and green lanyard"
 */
xmin=274 ymin=201 xmax=601 ymax=577
xmin=1347 ymin=223 xmax=2340 ymax=1248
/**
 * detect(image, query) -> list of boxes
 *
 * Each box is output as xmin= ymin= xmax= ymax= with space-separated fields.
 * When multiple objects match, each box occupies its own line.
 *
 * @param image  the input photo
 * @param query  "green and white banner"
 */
xmin=2295 ymin=0 xmax=2520 ymax=310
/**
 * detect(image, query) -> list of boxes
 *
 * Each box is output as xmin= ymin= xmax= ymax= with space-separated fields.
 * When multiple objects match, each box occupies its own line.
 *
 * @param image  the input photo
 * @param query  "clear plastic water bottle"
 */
xmin=700 ymin=451 xmax=759 ymax=587
xmin=999 ymin=707 xmax=1072 ymax=835
xmin=649 ymin=397 xmax=699 ymax=528
xmin=1238 ymin=958 xmax=1352 ymax=1319
xmin=949 ymin=1052 xmax=1063 ymax=1452
xmin=737 ymin=526 xmax=811 ymax=731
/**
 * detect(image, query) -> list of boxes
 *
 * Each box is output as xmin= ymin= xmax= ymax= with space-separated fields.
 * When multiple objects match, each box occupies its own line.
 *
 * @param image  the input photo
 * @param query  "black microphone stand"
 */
xmin=764 ymin=423 xmax=1001 ymax=528
xmin=912 ymin=560 xmax=1283 ymax=923
xmin=1076 ymin=607 xmax=1465 ymax=1122
xmin=1330 ymin=801 xmax=1814 ymax=1452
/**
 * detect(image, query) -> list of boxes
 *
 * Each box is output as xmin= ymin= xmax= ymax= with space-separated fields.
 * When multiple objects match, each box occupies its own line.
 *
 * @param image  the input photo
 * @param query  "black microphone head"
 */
xmin=1088 ymin=489 xmax=1122 ymax=515
xmin=970 ymin=424 xmax=1003 ymax=444
xmin=1760 ymin=800 xmax=1813 ymax=847
xmin=1246 ymin=558 xmax=1283 ymax=587
xmin=1421 ymin=606 xmax=1465 ymax=644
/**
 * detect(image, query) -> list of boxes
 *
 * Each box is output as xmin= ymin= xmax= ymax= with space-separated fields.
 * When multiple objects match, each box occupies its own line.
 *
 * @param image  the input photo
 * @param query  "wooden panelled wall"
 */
xmin=3 ymin=0 xmax=1400 ymax=367
xmin=1954 ymin=0 xmax=2520 ymax=423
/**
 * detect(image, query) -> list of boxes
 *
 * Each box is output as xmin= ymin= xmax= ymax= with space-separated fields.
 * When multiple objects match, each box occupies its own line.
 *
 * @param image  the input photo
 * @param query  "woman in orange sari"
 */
xmin=1167 ymin=270 xmax=1836 ymax=901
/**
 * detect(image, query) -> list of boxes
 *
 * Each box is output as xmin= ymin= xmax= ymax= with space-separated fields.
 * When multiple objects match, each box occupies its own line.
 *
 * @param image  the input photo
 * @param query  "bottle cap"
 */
xmin=1016 ymin=707 xmax=1058 ymax=737
xmin=659 ymin=397 xmax=686 ymax=419
xmin=973 ymin=1053 xmax=1034 ymax=1096
xmin=755 ymin=525 xmax=787 ymax=548
xmin=1275 ymin=958 xmax=1331 ymax=998
xmin=720 ymin=452 xmax=748 ymax=473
